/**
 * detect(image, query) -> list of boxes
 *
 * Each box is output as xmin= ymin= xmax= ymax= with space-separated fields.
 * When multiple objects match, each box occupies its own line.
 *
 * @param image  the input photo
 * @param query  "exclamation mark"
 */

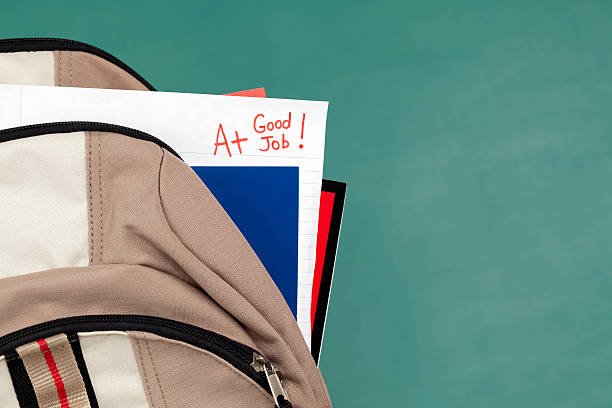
xmin=299 ymin=113 xmax=306 ymax=149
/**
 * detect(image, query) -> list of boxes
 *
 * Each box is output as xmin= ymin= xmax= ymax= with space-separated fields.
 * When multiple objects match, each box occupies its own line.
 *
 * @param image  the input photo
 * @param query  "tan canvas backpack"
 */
xmin=0 ymin=38 xmax=332 ymax=408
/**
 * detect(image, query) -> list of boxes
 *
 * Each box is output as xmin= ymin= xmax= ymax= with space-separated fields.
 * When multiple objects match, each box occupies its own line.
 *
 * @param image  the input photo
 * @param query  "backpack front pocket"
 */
xmin=0 ymin=315 xmax=291 ymax=408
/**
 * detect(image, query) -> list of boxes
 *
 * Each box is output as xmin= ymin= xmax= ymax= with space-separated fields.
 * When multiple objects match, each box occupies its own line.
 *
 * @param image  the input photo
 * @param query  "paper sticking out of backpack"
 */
xmin=0 ymin=83 xmax=328 ymax=347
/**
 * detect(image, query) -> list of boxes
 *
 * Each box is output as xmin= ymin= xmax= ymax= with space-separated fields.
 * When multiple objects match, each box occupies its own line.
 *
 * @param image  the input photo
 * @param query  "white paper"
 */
xmin=0 ymin=84 xmax=328 ymax=347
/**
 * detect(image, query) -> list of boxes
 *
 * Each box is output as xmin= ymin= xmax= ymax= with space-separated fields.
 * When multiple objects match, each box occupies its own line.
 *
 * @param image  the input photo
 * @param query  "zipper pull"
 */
xmin=251 ymin=352 xmax=291 ymax=407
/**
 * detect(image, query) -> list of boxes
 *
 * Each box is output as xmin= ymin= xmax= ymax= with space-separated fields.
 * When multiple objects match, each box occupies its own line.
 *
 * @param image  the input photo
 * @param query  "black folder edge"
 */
xmin=311 ymin=179 xmax=347 ymax=364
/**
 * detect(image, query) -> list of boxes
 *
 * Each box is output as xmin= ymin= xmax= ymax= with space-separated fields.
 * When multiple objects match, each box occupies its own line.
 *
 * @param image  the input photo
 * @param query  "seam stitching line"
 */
xmin=97 ymin=132 xmax=103 ymax=264
xmin=145 ymin=339 xmax=169 ymax=408
xmin=57 ymin=51 xmax=62 ymax=86
xmin=87 ymin=132 xmax=94 ymax=264
xmin=69 ymin=51 xmax=72 ymax=86
xmin=135 ymin=339 xmax=155 ymax=408
xmin=139 ymin=335 xmax=274 ymax=403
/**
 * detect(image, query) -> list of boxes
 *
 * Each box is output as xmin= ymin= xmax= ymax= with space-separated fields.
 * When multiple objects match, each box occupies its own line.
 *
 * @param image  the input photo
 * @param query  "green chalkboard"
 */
xmin=4 ymin=0 xmax=612 ymax=406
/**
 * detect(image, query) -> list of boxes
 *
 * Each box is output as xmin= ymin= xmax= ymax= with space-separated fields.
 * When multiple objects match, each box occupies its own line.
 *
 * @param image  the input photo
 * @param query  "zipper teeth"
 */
xmin=0 ymin=37 xmax=111 ymax=54
xmin=0 ymin=37 xmax=155 ymax=90
xmin=0 ymin=121 xmax=139 ymax=135
xmin=0 ymin=315 xmax=272 ymax=395
xmin=0 ymin=121 xmax=182 ymax=160
xmin=0 ymin=121 xmax=150 ymax=137
xmin=0 ymin=315 xmax=253 ymax=363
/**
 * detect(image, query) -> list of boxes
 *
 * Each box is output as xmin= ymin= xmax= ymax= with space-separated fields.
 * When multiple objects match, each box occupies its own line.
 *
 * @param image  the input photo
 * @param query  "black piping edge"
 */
xmin=0 ymin=121 xmax=182 ymax=160
xmin=6 ymin=352 xmax=40 ymax=408
xmin=0 ymin=314 xmax=268 ymax=394
xmin=0 ymin=38 xmax=155 ymax=91
xmin=68 ymin=333 xmax=100 ymax=408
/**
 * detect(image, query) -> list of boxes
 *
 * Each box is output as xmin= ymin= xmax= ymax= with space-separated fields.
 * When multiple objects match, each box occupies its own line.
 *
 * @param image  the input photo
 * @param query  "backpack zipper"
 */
xmin=0 ymin=314 xmax=291 ymax=405
xmin=251 ymin=352 xmax=291 ymax=407
xmin=0 ymin=121 xmax=182 ymax=160
xmin=0 ymin=37 xmax=156 ymax=90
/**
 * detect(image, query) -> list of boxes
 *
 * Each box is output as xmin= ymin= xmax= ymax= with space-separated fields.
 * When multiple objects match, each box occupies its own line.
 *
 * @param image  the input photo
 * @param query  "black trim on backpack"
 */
xmin=6 ymin=352 xmax=39 ymax=408
xmin=0 ymin=315 xmax=269 ymax=394
xmin=0 ymin=121 xmax=182 ymax=160
xmin=67 ymin=333 xmax=100 ymax=408
xmin=0 ymin=38 xmax=156 ymax=91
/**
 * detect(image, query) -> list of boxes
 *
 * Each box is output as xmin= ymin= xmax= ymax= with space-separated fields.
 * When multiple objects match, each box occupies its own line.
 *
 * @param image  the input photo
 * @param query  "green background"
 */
xmin=4 ymin=1 xmax=612 ymax=406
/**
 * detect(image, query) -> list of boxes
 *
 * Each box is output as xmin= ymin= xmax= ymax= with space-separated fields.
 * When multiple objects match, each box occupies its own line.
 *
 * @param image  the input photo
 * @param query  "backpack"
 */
xmin=0 ymin=38 xmax=332 ymax=408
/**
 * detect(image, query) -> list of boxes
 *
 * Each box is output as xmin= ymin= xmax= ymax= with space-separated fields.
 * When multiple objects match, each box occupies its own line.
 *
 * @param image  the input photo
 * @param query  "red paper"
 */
xmin=224 ymin=87 xmax=266 ymax=98
xmin=311 ymin=191 xmax=335 ymax=329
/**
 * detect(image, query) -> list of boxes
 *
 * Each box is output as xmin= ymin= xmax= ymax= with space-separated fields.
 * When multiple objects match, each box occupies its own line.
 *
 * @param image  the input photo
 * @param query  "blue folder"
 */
xmin=192 ymin=166 xmax=299 ymax=316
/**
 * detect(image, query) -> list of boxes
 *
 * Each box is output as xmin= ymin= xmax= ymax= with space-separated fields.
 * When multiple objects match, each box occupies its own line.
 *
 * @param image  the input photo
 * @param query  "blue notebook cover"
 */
xmin=192 ymin=166 xmax=299 ymax=316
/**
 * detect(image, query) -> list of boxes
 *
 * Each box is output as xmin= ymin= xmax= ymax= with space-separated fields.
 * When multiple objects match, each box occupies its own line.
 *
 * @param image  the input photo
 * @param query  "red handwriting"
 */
xmin=213 ymin=112 xmax=304 ymax=156
xmin=214 ymin=124 xmax=249 ymax=157
xmin=231 ymin=131 xmax=248 ymax=154
xmin=299 ymin=113 xmax=305 ymax=149
xmin=214 ymin=123 xmax=231 ymax=157
xmin=254 ymin=113 xmax=291 ymax=133
xmin=259 ymin=134 xmax=289 ymax=152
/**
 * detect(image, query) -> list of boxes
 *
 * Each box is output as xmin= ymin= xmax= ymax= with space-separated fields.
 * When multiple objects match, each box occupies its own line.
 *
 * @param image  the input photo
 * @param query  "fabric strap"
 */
xmin=16 ymin=334 xmax=90 ymax=408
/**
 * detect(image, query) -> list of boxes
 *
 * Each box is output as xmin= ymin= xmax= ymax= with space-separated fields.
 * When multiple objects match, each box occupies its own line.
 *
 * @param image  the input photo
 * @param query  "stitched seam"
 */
xmin=87 ymin=133 xmax=94 ymax=264
xmin=135 ymin=335 xmax=273 ymax=403
xmin=69 ymin=51 xmax=73 ymax=86
xmin=135 ymin=339 xmax=156 ymax=408
xmin=97 ymin=132 xmax=103 ymax=264
xmin=145 ymin=339 xmax=168 ymax=408
xmin=57 ymin=51 xmax=62 ymax=86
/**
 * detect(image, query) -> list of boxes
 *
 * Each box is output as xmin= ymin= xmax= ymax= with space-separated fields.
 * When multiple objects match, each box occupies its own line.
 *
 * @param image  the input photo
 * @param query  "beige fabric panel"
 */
xmin=54 ymin=50 xmax=149 ymax=90
xmin=0 ymin=132 xmax=89 ymax=278
xmin=128 ymin=331 xmax=274 ymax=408
xmin=79 ymin=332 xmax=150 ymax=408
xmin=0 ymin=51 xmax=55 ymax=85
xmin=16 ymin=334 xmax=90 ymax=408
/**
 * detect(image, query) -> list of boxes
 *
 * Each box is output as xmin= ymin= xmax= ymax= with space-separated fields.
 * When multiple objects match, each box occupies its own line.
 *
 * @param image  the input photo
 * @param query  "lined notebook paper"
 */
xmin=0 ymin=84 xmax=328 ymax=346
